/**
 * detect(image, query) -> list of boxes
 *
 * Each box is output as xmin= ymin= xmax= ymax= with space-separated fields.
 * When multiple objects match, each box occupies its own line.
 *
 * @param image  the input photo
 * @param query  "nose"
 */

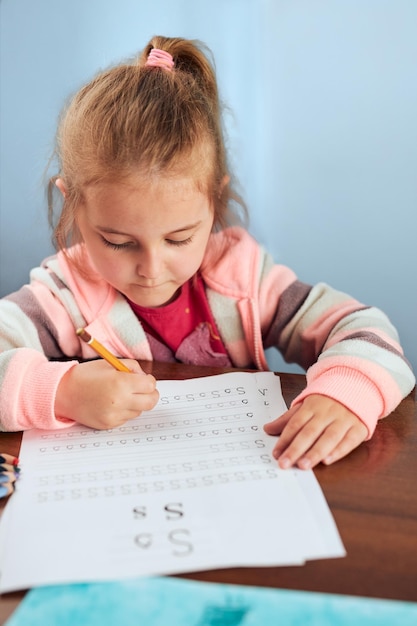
xmin=136 ymin=247 xmax=163 ymax=280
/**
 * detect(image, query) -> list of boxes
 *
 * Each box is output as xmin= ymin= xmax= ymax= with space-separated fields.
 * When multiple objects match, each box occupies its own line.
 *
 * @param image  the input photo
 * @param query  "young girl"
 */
xmin=0 ymin=36 xmax=414 ymax=471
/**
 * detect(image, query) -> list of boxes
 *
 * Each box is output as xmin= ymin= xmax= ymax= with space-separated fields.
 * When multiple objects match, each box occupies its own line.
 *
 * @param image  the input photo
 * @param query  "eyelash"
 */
xmin=167 ymin=236 xmax=193 ymax=247
xmin=101 ymin=237 xmax=132 ymax=251
xmin=100 ymin=236 xmax=194 ymax=250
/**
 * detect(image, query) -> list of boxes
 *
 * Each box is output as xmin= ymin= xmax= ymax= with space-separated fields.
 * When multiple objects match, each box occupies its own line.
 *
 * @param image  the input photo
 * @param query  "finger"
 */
xmin=273 ymin=427 xmax=319 ymax=469
xmin=105 ymin=388 xmax=160 ymax=426
xmin=131 ymin=388 xmax=160 ymax=413
xmin=322 ymin=423 xmax=368 ymax=466
xmin=271 ymin=408 xmax=319 ymax=460
xmin=131 ymin=373 xmax=158 ymax=394
xmin=286 ymin=421 xmax=368 ymax=470
xmin=273 ymin=410 xmax=333 ymax=468
xmin=294 ymin=421 xmax=352 ymax=470
xmin=123 ymin=360 xmax=147 ymax=375
xmin=263 ymin=405 xmax=298 ymax=435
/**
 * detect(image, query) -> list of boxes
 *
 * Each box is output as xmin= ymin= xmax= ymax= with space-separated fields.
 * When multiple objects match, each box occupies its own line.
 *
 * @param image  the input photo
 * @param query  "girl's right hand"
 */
xmin=54 ymin=360 xmax=159 ymax=429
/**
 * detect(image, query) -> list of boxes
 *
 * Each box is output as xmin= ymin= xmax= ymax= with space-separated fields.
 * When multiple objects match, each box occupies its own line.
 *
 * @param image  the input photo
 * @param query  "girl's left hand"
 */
xmin=263 ymin=394 xmax=368 ymax=470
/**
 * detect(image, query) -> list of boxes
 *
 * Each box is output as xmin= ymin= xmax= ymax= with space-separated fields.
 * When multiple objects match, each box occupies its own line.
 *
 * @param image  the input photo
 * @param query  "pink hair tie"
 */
xmin=145 ymin=48 xmax=174 ymax=71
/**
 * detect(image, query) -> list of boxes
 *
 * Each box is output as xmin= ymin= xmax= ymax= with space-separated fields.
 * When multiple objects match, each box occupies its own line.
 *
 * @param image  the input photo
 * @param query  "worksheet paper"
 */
xmin=0 ymin=372 xmax=345 ymax=592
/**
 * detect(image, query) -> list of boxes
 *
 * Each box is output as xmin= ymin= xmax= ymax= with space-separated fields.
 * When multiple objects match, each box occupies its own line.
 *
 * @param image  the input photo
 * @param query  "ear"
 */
xmin=219 ymin=175 xmax=230 ymax=196
xmin=55 ymin=178 xmax=67 ymax=198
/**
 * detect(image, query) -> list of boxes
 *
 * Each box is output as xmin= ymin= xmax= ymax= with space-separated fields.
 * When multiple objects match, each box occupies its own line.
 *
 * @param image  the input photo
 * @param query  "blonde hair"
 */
xmin=48 ymin=35 xmax=247 ymax=257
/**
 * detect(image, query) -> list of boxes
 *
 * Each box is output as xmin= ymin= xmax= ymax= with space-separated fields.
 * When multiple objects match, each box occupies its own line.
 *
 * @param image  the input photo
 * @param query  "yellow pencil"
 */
xmin=76 ymin=328 xmax=131 ymax=372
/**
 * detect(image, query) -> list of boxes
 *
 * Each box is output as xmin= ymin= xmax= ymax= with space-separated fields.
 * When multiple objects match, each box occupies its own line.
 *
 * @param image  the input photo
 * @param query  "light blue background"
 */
xmin=1 ymin=0 xmax=416 ymax=374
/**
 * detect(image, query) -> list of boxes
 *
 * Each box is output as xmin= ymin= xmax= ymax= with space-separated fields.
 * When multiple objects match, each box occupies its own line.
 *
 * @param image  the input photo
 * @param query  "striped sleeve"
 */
xmin=0 ymin=266 xmax=84 ymax=430
xmin=263 ymin=280 xmax=415 ymax=435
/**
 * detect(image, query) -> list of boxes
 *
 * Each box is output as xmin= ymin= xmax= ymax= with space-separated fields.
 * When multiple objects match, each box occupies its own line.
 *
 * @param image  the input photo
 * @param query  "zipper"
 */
xmin=248 ymin=297 xmax=267 ymax=371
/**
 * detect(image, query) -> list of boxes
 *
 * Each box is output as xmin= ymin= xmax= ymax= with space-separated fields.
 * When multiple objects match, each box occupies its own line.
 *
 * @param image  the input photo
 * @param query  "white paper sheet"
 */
xmin=0 ymin=372 xmax=345 ymax=592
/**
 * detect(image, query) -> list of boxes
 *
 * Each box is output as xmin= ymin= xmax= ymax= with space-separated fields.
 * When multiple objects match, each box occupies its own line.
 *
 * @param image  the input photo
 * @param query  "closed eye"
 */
xmin=101 ymin=236 xmax=134 ymax=251
xmin=100 ymin=235 xmax=194 ymax=250
xmin=166 ymin=236 xmax=194 ymax=247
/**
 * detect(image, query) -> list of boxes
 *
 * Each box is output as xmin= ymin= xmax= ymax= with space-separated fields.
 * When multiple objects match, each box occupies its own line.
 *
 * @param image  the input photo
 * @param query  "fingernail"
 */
xmin=278 ymin=457 xmax=291 ymax=469
xmin=298 ymin=458 xmax=311 ymax=470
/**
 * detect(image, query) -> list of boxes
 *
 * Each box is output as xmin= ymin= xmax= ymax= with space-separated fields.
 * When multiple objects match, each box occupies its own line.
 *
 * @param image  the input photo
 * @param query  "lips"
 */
xmin=135 ymin=282 xmax=163 ymax=289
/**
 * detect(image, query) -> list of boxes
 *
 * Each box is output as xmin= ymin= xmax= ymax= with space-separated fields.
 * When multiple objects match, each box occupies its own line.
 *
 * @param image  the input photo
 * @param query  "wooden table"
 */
xmin=1 ymin=361 xmax=416 ymax=622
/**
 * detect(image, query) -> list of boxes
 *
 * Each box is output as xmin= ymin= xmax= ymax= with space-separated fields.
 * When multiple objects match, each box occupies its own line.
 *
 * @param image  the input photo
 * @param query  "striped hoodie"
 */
xmin=0 ymin=227 xmax=414 ymax=432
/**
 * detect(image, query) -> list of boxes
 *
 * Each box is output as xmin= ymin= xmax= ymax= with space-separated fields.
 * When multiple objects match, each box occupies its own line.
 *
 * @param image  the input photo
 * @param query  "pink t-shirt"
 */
xmin=127 ymin=274 xmax=231 ymax=367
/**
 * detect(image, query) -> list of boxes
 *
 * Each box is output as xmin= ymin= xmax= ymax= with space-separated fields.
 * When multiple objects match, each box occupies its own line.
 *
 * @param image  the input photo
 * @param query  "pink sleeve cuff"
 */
xmin=290 ymin=361 xmax=401 ymax=439
xmin=2 ymin=350 xmax=78 ymax=431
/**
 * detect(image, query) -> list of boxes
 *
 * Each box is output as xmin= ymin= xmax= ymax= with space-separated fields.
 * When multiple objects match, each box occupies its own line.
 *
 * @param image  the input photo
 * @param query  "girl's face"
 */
xmin=76 ymin=175 xmax=215 ymax=308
